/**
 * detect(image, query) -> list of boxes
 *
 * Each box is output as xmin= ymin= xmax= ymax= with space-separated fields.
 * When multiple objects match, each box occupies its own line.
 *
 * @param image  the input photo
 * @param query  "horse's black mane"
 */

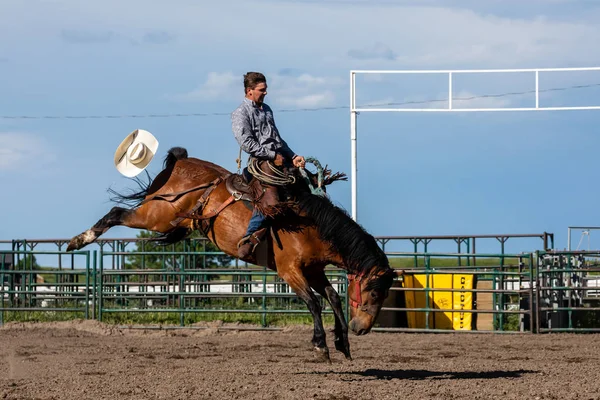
xmin=297 ymin=193 xmax=393 ymax=285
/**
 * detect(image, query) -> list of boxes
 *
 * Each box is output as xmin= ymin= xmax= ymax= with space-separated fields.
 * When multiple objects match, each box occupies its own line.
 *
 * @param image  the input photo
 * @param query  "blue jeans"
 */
xmin=245 ymin=209 xmax=266 ymax=237
xmin=242 ymin=166 xmax=266 ymax=236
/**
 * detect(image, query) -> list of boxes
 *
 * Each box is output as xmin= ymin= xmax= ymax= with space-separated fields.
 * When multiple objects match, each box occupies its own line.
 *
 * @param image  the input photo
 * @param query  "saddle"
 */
xmin=224 ymin=173 xmax=264 ymax=203
xmin=171 ymin=170 xmax=287 ymax=227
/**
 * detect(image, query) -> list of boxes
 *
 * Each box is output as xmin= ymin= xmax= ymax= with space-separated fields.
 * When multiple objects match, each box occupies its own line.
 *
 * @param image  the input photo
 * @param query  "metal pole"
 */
xmin=350 ymin=71 xmax=358 ymax=221
xmin=448 ymin=72 xmax=453 ymax=110
xmin=535 ymin=70 xmax=539 ymax=109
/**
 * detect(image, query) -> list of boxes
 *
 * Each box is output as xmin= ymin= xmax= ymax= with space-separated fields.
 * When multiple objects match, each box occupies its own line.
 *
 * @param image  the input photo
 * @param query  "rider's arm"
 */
xmin=264 ymin=105 xmax=295 ymax=161
xmin=279 ymin=138 xmax=296 ymax=161
xmin=231 ymin=108 xmax=276 ymax=160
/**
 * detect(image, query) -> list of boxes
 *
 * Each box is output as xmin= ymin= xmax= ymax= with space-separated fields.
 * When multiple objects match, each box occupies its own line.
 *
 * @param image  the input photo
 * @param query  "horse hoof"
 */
xmin=314 ymin=346 xmax=331 ymax=363
xmin=67 ymin=230 xmax=96 ymax=252
xmin=66 ymin=237 xmax=81 ymax=252
xmin=335 ymin=338 xmax=352 ymax=361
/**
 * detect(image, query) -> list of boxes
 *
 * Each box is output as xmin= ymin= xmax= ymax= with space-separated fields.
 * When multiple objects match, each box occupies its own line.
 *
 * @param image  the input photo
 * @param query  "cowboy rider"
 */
xmin=231 ymin=71 xmax=306 ymax=258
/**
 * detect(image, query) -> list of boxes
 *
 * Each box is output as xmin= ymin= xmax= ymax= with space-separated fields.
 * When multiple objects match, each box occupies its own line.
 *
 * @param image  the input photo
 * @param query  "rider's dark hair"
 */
xmin=244 ymin=72 xmax=266 ymax=94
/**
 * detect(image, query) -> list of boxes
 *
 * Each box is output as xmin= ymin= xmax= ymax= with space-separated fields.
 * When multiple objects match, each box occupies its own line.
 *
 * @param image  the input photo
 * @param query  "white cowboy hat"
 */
xmin=114 ymin=129 xmax=159 ymax=177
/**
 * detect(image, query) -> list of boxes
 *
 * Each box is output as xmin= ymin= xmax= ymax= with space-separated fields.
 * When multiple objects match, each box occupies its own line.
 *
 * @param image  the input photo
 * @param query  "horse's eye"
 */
xmin=370 ymin=291 xmax=378 ymax=300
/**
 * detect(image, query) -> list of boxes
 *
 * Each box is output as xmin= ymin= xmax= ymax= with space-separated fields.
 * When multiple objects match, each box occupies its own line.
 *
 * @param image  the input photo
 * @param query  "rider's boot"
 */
xmin=237 ymin=227 xmax=268 ymax=259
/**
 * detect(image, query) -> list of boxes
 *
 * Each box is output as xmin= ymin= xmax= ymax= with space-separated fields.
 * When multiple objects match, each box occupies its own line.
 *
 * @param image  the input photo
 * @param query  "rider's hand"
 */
xmin=274 ymin=153 xmax=285 ymax=166
xmin=293 ymin=155 xmax=306 ymax=168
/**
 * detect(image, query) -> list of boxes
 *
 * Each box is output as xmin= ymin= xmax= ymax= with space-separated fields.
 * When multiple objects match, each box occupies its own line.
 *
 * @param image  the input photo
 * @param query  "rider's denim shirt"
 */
xmin=231 ymin=98 xmax=296 ymax=161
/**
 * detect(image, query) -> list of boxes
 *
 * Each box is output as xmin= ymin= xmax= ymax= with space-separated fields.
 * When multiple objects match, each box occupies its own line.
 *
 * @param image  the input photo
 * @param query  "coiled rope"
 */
xmin=243 ymin=156 xmax=328 ymax=197
xmin=247 ymin=158 xmax=296 ymax=186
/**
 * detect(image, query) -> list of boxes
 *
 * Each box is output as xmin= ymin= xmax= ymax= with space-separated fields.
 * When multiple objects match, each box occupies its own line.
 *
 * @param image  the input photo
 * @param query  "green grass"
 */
xmin=0 ymin=307 xmax=336 ymax=327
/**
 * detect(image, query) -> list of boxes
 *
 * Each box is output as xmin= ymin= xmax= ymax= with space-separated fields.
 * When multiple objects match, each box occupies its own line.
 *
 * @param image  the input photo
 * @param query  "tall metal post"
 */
xmin=350 ymin=71 xmax=358 ymax=221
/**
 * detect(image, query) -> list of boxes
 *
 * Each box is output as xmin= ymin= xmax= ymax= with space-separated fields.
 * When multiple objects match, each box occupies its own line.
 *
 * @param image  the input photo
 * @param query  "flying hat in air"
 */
xmin=114 ymin=129 xmax=159 ymax=177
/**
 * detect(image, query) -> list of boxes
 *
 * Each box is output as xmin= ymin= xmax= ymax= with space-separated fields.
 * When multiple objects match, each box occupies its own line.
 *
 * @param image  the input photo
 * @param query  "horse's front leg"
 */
xmin=280 ymin=271 xmax=330 ymax=363
xmin=307 ymin=270 xmax=352 ymax=360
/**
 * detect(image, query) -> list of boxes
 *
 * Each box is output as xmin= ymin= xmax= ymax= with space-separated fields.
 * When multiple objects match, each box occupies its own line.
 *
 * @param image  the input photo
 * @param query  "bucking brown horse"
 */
xmin=67 ymin=147 xmax=400 ymax=362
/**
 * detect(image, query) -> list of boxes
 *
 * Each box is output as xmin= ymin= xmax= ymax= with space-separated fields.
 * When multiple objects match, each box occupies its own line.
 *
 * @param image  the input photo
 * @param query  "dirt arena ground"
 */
xmin=1 ymin=321 xmax=600 ymax=400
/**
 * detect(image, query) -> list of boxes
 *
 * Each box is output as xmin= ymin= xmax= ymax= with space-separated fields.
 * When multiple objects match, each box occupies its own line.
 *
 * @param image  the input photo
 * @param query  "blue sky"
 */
xmin=3 ymin=0 xmax=600 ymax=255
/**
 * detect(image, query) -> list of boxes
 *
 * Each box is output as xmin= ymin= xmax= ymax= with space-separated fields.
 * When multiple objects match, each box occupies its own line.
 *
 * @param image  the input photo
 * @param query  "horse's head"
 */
xmin=347 ymin=268 xmax=401 ymax=335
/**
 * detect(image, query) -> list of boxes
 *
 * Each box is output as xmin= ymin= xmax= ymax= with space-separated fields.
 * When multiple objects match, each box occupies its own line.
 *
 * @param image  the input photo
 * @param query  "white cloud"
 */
xmin=168 ymin=72 xmax=239 ymax=102
xmin=60 ymin=29 xmax=117 ymax=44
xmin=59 ymin=28 xmax=176 ymax=46
xmin=4 ymin=0 xmax=600 ymax=70
xmin=0 ymin=133 xmax=56 ymax=171
xmin=348 ymin=42 xmax=397 ymax=61
xmin=170 ymin=72 xmax=343 ymax=108
xmin=277 ymin=92 xmax=337 ymax=108
xmin=269 ymin=74 xmax=343 ymax=108
xmin=142 ymin=31 xmax=175 ymax=45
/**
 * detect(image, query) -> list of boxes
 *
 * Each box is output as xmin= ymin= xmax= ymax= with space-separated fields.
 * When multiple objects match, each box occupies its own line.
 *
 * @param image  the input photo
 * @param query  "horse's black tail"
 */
xmin=108 ymin=170 xmax=153 ymax=208
xmin=109 ymin=147 xmax=189 ymax=208
xmin=163 ymin=147 xmax=188 ymax=170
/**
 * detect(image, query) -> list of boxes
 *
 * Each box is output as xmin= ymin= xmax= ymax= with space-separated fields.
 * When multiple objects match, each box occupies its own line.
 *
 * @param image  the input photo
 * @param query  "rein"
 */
xmin=299 ymin=157 xmax=326 ymax=197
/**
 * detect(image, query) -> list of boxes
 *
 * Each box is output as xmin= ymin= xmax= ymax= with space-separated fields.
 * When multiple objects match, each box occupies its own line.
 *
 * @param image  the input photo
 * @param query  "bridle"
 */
xmin=346 ymin=272 xmax=380 ymax=317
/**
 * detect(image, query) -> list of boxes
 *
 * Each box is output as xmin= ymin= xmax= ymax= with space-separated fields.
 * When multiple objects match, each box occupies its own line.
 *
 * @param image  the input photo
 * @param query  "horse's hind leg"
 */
xmin=306 ymin=270 xmax=352 ymax=360
xmin=67 ymin=206 xmax=139 ymax=251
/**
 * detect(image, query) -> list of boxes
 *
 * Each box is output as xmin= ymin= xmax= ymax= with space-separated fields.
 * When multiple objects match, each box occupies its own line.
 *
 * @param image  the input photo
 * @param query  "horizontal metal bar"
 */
xmin=372 ymin=327 xmax=528 ymax=334
xmin=101 ymin=251 xmax=225 ymax=256
xmin=354 ymin=106 xmax=600 ymax=113
xmin=351 ymin=67 xmax=600 ymax=74
xmin=101 ymin=308 xmax=334 ymax=314
xmin=117 ymin=325 xmax=285 ymax=331
xmin=539 ymin=307 xmax=600 ymax=311
xmin=539 ymin=328 xmax=600 ymax=332
xmin=397 ymin=270 xmax=529 ymax=276
xmin=390 ymin=288 xmax=531 ymax=294
xmin=2 ymin=290 xmax=88 ymax=295
xmin=386 ymin=251 xmax=528 ymax=257
xmin=538 ymin=286 xmax=600 ymax=290
xmin=378 ymin=234 xmax=548 ymax=240
xmin=0 ymin=307 xmax=84 ymax=312
xmin=381 ymin=307 xmax=526 ymax=314
xmin=99 ymin=270 xmax=347 ymax=276
xmin=102 ymin=292 xmax=304 ymax=300
xmin=0 ymin=270 xmax=88 ymax=275
xmin=98 ymin=279 xmax=343 ymax=285
xmin=0 ymin=250 xmax=89 ymax=255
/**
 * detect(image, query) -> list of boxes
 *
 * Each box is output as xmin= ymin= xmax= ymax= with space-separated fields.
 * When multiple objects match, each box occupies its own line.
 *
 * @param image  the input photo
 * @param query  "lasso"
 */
xmin=246 ymin=157 xmax=327 ymax=197
xmin=247 ymin=157 xmax=296 ymax=186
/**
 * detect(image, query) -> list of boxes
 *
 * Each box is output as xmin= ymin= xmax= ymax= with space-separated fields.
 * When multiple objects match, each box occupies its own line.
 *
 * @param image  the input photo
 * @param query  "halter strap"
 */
xmin=347 ymin=272 xmax=380 ymax=317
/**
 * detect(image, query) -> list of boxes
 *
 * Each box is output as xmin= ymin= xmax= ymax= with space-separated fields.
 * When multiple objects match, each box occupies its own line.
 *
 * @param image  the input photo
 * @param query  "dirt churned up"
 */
xmin=1 ymin=320 xmax=599 ymax=399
